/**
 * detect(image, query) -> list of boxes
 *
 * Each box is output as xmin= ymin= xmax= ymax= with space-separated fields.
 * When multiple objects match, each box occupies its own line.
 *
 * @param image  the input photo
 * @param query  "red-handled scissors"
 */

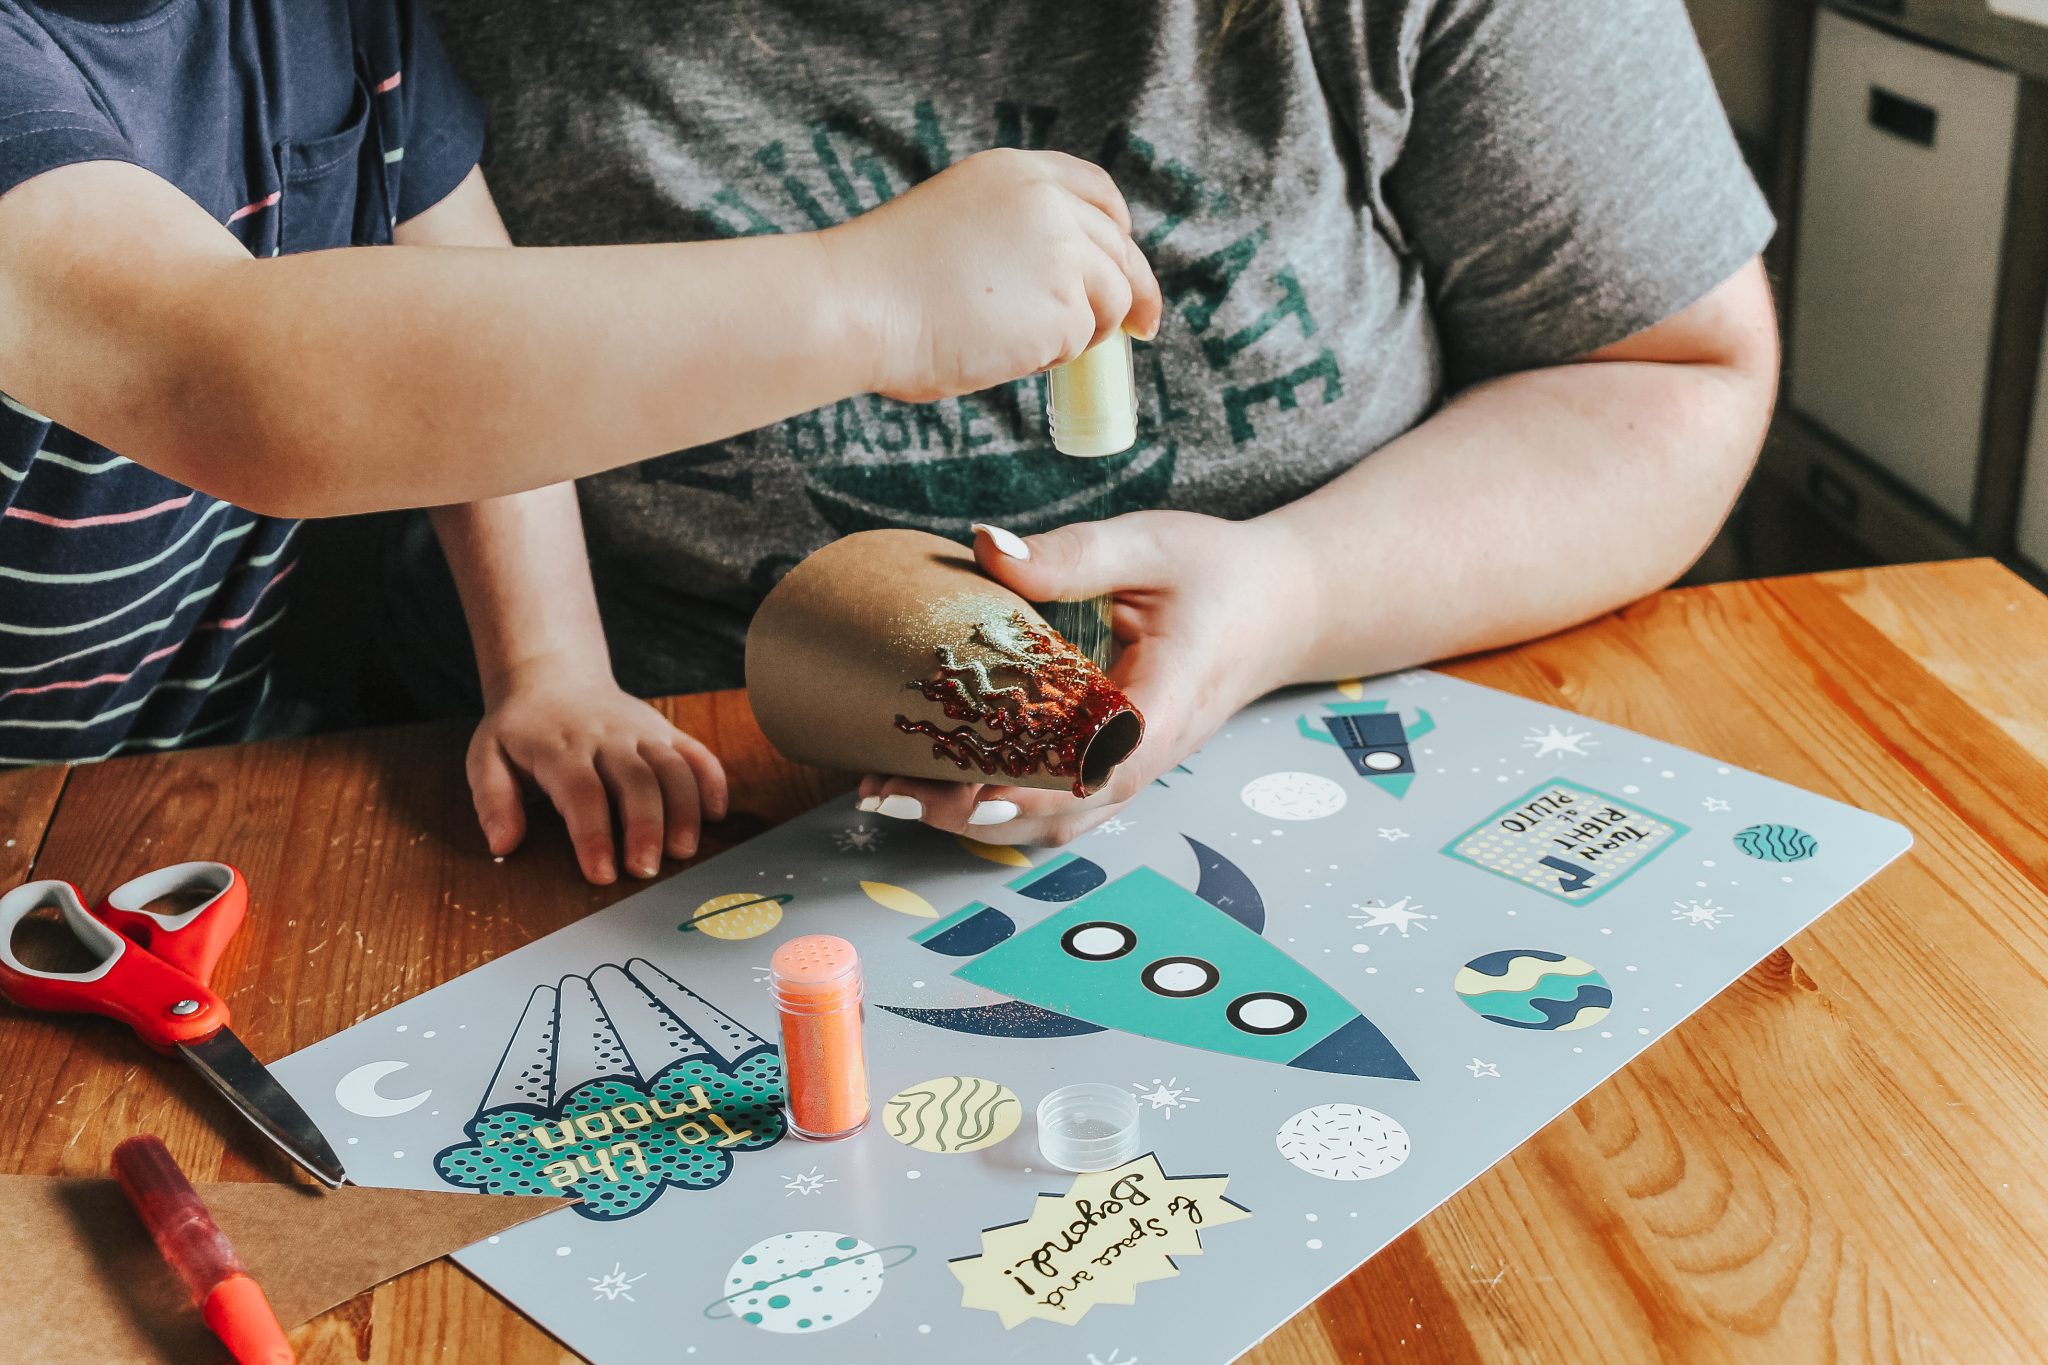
xmin=0 ymin=863 xmax=347 ymax=1187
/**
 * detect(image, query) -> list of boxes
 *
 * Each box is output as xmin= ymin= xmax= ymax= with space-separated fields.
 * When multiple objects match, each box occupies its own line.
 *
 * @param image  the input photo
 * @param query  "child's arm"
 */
xmin=430 ymin=484 xmax=717 ymax=884
xmin=387 ymin=175 xmax=719 ymax=885
xmin=0 ymin=152 xmax=1159 ymax=517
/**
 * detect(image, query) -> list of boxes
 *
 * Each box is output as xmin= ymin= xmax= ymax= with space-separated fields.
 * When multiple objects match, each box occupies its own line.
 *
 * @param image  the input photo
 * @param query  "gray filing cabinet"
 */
xmin=1789 ymin=7 xmax=2021 ymax=527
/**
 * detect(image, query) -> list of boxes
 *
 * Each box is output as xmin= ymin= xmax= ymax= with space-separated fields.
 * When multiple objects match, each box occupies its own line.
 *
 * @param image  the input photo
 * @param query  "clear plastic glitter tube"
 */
xmin=769 ymin=934 xmax=870 ymax=1140
xmin=1046 ymin=331 xmax=1136 ymax=457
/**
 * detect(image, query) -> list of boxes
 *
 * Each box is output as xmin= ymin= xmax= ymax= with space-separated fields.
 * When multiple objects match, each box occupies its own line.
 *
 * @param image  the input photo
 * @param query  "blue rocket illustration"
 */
xmin=1298 ymin=700 xmax=1435 ymax=798
xmin=882 ymin=838 xmax=1417 ymax=1082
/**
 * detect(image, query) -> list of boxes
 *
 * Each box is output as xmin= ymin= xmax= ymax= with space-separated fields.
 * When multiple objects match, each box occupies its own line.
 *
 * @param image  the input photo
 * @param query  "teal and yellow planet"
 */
xmin=1454 ymin=950 xmax=1611 ymax=1032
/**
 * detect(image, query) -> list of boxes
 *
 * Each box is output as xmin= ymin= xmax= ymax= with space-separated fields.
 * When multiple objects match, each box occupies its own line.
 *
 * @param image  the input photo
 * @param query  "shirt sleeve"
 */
xmin=1386 ymin=0 xmax=1775 ymax=384
xmin=0 ymin=15 xmax=142 ymax=202
xmin=356 ymin=0 xmax=486 ymax=223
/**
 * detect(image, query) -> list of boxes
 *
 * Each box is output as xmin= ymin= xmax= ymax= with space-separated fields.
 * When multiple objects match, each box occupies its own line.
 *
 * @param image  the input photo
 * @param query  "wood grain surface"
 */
xmin=3 ymin=561 xmax=2043 ymax=1362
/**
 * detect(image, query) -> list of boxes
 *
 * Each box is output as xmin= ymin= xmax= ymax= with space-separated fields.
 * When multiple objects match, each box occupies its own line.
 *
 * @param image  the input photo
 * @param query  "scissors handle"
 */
xmin=0 ymin=881 xmax=228 ymax=1049
xmin=94 ymin=862 xmax=246 ymax=983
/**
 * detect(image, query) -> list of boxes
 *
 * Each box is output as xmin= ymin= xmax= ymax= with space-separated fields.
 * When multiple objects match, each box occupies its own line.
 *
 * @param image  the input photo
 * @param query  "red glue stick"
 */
xmin=111 ymin=1135 xmax=296 ymax=1365
xmin=769 ymin=934 xmax=869 ymax=1140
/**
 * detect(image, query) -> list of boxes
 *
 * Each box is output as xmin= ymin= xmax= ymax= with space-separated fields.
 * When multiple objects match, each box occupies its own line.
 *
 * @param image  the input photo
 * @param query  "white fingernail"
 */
xmin=856 ymin=795 xmax=882 ymax=813
xmin=877 ymin=794 xmax=925 ymax=820
xmin=968 ymin=799 xmax=1020 ymax=826
xmin=973 ymin=523 xmax=1031 ymax=561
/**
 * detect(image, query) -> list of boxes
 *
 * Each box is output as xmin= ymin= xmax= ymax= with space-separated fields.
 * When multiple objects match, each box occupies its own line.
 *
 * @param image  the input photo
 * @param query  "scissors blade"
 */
xmin=179 ymin=1027 xmax=348 ymax=1188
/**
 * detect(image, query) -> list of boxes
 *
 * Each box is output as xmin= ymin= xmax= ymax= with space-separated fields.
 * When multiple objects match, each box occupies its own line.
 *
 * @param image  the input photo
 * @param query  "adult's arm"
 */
xmin=1263 ymin=255 xmax=1778 ymax=678
xmin=0 ymin=152 xmax=1156 ymax=518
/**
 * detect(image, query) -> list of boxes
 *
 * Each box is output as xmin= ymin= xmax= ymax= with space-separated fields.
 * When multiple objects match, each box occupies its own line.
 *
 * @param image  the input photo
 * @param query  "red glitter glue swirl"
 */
xmin=893 ymin=614 xmax=1133 ymax=797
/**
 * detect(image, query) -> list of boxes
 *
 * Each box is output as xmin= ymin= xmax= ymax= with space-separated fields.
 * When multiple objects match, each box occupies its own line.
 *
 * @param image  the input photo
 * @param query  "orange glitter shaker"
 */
xmin=769 ymin=934 xmax=870 ymax=1140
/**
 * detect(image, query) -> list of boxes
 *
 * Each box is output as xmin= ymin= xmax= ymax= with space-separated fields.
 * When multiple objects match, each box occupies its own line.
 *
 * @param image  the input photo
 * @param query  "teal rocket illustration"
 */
xmin=1298 ymin=699 xmax=1435 ymax=799
xmin=884 ymin=838 xmax=1417 ymax=1082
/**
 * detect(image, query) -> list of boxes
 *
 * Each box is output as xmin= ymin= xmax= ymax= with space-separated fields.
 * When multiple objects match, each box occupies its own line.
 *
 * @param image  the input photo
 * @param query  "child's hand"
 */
xmin=465 ymin=668 xmax=729 ymax=884
xmin=822 ymin=149 xmax=1163 ymax=404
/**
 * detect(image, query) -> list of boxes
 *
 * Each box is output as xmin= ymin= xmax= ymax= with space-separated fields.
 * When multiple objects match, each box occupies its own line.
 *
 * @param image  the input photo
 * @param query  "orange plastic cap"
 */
xmin=202 ymin=1274 xmax=295 ymax=1365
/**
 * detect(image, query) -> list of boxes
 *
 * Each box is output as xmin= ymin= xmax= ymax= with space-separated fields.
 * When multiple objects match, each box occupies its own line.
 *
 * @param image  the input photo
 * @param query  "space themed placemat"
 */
xmin=271 ymin=671 xmax=1911 ymax=1364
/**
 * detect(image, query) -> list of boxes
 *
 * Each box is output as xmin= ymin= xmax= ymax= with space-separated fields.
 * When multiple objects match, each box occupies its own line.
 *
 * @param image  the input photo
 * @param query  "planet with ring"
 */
xmin=705 ymin=1231 xmax=915 ymax=1333
xmin=1240 ymin=771 xmax=1349 ymax=821
xmin=681 ymin=892 xmax=794 ymax=941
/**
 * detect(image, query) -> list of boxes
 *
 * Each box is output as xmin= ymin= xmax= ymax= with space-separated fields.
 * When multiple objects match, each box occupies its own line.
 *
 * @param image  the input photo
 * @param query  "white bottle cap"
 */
xmin=1046 ymin=332 xmax=1137 ymax=458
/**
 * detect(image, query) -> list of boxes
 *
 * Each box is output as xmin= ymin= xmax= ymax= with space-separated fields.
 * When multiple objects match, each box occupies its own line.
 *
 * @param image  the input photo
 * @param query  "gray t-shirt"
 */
xmin=427 ymin=0 xmax=1771 ymax=699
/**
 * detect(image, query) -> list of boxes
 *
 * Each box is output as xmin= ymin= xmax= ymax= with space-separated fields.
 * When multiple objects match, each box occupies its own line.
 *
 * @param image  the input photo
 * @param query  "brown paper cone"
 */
xmin=746 ymin=529 xmax=1143 ymax=795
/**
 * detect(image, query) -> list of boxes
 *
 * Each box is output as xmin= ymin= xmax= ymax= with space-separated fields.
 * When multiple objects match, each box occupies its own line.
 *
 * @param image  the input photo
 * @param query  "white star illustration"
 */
xmin=782 ymin=1166 xmax=836 ymax=1197
xmin=1466 ymin=1058 xmax=1500 ymax=1078
xmin=1671 ymin=897 xmax=1733 ymax=929
xmin=833 ymin=824 xmax=884 ymax=852
xmin=1093 ymin=817 xmax=1137 ymax=837
xmin=1376 ymin=827 xmax=1410 ymax=843
xmin=1349 ymin=896 xmax=1434 ymax=937
xmin=1131 ymin=1077 xmax=1199 ymax=1119
xmin=1701 ymin=797 xmax=1730 ymax=812
xmin=588 ymin=1263 xmax=647 ymax=1302
xmin=1088 ymin=1352 xmax=1139 ymax=1365
xmin=1522 ymin=724 xmax=1598 ymax=758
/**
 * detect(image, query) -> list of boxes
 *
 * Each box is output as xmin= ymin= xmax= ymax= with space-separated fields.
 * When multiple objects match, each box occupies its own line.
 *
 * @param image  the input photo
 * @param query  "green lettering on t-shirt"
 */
xmin=1100 ymin=129 xmax=1210 ymax=254
xmin=1202 ymin=267 xmax=1315 ymax=370
xmin=755 ymin=141 xmax=835 ymax=230
xmin=869 ymin=395 xmax=913 ymax=453
xmin=701 ymin=185 xmax=782 ymax=238
xmin=912 ymin=402 xmax=954 ymax=453
xmin=957 ymin=395 xmax=995 ymax=449
xmin=831 ymin=398 xmax=874 ymax=456
xmin=1163 ymin=228 xmax=1266 ymax=333
xmin=1222 ymin=348 xmax=1343 ymax=442
xmin=812 ymin=116 xmax=895 ymax=217
xmin=993 ymin=101 xmax=1058 ymax=150
xmin=912 ymin=100 xmax=952 ymax=174
xmin=784 ymin=406 xmax=828 ymax=462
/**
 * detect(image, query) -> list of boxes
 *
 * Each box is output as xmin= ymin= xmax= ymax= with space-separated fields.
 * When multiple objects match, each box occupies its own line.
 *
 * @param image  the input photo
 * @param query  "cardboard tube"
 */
xmin=746 ymin=530 xmax=1143 ymax=795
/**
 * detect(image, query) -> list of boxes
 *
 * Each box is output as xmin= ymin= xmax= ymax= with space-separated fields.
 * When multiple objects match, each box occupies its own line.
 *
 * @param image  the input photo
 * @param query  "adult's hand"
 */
xmin=855 ymin=512 xmax=1312 ymax=844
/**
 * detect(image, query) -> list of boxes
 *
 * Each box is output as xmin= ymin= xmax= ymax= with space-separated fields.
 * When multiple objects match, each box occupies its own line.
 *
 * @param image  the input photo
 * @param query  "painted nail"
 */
xmin=876 ymin=794 xmax=925 ymax=820
xmin=967 ymin=799 xmax=1020 ymax=826
xmin=856 ymin=795 xmax=883 ymax=813
xmin=972 ymin=523 xmax=1031 ymax=561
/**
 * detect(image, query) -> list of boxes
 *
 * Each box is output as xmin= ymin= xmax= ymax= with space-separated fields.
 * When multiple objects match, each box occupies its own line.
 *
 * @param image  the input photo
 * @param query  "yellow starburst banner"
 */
xmin=949 ymin=1153 xmax=1251 ymax=1328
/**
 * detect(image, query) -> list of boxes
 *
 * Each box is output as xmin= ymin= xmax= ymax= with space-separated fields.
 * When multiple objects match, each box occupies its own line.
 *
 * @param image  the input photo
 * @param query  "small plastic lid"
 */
xmin=769 ymin=935 xmax=863 ymax=1014
xmin=1035 ymin=1083 xmax=1141 ymax=1173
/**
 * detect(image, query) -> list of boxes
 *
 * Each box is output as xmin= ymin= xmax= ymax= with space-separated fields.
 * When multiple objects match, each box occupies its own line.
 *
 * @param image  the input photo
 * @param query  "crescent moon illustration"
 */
xmin=334 ymin=1060 xmax=433 ymax=1118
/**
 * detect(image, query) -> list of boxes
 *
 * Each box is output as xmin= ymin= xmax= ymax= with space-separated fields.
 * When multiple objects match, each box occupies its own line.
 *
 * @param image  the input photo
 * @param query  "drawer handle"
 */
xmin=1867 ymin=86 xmax=1937 ymax=147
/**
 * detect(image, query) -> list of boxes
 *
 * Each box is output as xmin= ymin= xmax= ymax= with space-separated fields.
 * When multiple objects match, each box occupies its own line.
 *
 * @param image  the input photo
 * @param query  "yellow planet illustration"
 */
xmin=681 ymin=892 xmax=794 ymax=941
xmin=955 ymin=835 xmax=1033 ymax=869
xmin=883 ymin=1076 xmax=1022 ymax=1154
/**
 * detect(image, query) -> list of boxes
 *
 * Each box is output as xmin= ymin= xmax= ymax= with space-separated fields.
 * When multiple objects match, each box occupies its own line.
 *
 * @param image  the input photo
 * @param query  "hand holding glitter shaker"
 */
xmin=769 ymin=934 xmax=869 ymax=1140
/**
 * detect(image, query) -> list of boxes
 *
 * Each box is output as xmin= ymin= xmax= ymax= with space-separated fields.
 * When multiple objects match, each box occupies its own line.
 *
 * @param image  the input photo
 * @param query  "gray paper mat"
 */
xmin=274 ymin=672 xmax=1910 ymax=1363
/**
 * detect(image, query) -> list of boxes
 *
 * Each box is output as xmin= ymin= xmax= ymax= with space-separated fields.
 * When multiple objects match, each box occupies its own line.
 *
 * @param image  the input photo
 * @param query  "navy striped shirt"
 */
xmin=0 ymin=0 xmax=481 ymax=765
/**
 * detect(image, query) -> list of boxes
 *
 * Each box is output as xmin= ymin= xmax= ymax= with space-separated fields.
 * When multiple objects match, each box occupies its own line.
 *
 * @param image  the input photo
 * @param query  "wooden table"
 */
xmin=4 ymin=558 xmax=2046 ymax=1362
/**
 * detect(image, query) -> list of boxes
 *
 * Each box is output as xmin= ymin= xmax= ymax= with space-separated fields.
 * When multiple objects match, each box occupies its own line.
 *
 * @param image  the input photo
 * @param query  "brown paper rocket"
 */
xmin=745 ymin=529 xmax=1143 ymax=795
